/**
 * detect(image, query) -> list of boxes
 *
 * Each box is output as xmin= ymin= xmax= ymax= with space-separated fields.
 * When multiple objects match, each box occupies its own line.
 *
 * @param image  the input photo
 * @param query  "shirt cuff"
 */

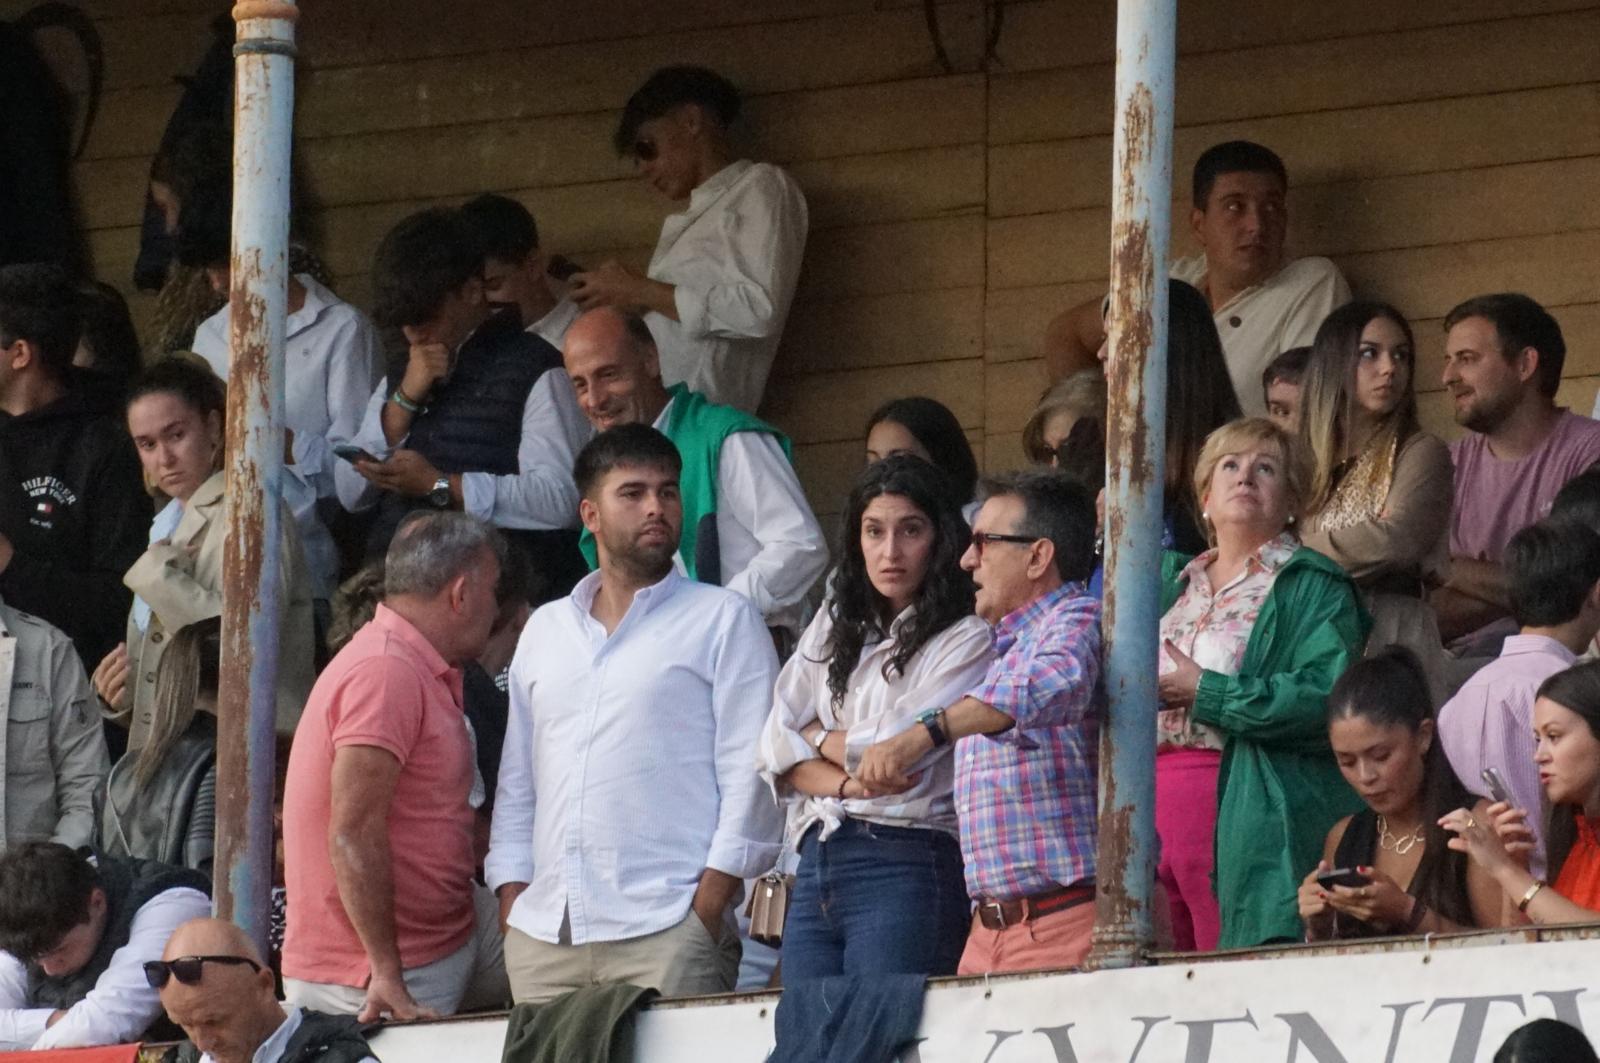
xmin=483 ymin=851 xmax=535 ymax=894
xmin=1189 ymin=669 xmax=1227 ymax=727
xmin=460 ymin=471 xmax=494 ymax=520
xmin=0 ymin=1008 xmax=51 ymax=1049
xmin=706 ymin=833 xmax=783 ymax=881
xmin=673 ymin=284 xmax=710 ymax=338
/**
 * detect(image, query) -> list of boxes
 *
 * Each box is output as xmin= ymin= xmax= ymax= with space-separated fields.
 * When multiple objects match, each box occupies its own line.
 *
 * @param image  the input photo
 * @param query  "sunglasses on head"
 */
xmin=632 ymin=138 xmax=658 ymax=163
xmin=143 ymin=954 xmax=262 ymax=989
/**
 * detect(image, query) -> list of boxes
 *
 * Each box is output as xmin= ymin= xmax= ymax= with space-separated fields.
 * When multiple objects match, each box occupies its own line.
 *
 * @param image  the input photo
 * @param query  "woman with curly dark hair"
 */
xmin=758 ymin=455 xmax=992 ymax=978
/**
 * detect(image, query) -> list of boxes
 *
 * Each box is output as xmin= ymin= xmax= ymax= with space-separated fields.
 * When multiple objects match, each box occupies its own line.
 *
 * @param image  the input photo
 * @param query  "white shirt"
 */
xmin=0 ymin=886 xmax=211 ymax=1051
xmin=646 ymin=160 xmax=809 ymax=413
xmin=758 ymin=608 xmax=994 ymax=844
xmin=197 ymin=1006 xmax=378 ymax=1063
xmin=653 ymin=397 xmax=828 ymax=634
xmin=527 ymin=297 xmax=580 ymax=354
xmin=486 ymin=570 xmax=783 ymax=945
xmin=1170 ymin=254 xmax=1351 ymax=418
xmin=192 ymin=275 xmax=383 ymax=598
xmin=333 ymin=354 xmax=592 ymax=530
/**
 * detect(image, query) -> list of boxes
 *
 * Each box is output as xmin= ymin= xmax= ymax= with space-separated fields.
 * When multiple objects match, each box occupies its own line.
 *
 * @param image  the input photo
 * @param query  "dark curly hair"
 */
xmin=821 ymin=455 xmax=974 ymax=709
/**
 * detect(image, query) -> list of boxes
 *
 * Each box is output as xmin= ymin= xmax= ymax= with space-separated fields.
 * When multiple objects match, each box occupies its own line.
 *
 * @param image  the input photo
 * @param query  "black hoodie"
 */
xmin=0 ymin=374 xmax=151 ymax=671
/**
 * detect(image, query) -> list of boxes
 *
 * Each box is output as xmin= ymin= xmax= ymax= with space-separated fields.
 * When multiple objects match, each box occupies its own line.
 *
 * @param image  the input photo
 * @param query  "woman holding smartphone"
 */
xmin=1445 ymin=661 xmax=1600 ymax=922
xmin=1298 ymin=649 xmax=1506 ymax=939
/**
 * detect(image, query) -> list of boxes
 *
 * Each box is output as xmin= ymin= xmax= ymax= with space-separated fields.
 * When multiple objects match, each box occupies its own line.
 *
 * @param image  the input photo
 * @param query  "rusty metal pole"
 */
xmin=1088 ymin=0 xmax=1175 ymax=970
xmin=213 ymin=0 xmax=297 ymax=951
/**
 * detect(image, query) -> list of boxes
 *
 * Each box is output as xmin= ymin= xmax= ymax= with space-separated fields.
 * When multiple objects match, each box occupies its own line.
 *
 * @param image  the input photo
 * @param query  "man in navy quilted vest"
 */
xmin=334 ymin=206 xmax=594 ymax=597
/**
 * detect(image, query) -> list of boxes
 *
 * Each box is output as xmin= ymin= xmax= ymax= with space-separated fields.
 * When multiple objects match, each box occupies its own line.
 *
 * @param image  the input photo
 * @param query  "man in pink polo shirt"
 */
xmin=282 ymin=512 xmax=507 ymax=1021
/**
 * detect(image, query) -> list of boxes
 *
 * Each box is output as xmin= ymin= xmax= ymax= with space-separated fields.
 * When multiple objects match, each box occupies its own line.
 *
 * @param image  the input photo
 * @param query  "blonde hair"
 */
xmin=136 ymin=619 xmax=220 ymax=788
xmin=1021 ymin=371 xmax=1107 ymax=464
xmin=1191 ymin=417 xmax=1310 ymax=543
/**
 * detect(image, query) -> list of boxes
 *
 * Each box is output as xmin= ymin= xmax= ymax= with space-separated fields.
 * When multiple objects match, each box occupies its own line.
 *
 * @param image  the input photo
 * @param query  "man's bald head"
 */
xmin=563 ymin=308 xmax=670 ymax=432
xmin=160 ymin=918 xmax=283 ymax=1063
xmin=162 ymin=917 xmax=263 ymax=964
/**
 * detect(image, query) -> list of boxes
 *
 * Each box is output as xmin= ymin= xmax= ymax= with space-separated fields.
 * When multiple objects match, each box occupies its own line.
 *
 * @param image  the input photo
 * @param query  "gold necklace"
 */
xmin=1378 ymin=814 xmax=1424 ymax=855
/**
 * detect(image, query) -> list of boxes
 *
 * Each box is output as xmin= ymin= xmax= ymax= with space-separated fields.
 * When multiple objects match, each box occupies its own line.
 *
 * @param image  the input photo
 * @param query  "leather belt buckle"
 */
xmin=979 ymin=899 xmax=1012 ymax=930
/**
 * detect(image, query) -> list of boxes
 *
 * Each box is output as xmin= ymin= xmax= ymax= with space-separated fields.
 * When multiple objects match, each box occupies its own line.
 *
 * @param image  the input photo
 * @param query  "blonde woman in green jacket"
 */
xmin=1158 ymin=417 xmax=1370 ymax=949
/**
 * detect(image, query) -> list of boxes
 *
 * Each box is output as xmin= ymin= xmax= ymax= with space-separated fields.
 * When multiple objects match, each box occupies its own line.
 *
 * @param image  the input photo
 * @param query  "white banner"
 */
xmin=368 ymin=935 xmax=1600 ymax=1063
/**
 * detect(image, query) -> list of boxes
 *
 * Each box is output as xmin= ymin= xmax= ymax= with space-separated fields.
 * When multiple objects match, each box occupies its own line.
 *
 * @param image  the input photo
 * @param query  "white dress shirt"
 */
xmin=192 ymin=275 xmax=383 ymax=599
xmin=486 ymin=570 xmax=783 ymax=945
xmin=645 ymin=160 xmax=809 ymax=413
xmin=653 ymin=397 xmax=828 ymax=634
xmin=196 ymin=1006 xmax=378 ymax=1063
xmin=333 ymin=358 xmax=592 ymax=530
xmin=0 ymin=886 xmax=211 ymax=1050
xmin=758 ymin=608 xmax=994 ymax=844
xmin=527 ymin=297 xmax=580 ymax=354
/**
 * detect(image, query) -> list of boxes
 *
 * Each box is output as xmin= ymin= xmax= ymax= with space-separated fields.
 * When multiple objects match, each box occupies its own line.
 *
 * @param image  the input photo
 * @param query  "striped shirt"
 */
xmin=757 ymin=606 xmax=994 ymax=845
xmin=956 ymin=583 xmax=1103 ymax=901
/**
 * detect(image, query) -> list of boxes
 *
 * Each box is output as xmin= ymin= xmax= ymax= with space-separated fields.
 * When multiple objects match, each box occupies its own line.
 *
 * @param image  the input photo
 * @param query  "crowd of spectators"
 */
xmin=0 ymin=58 xmax=1596 ymax=1058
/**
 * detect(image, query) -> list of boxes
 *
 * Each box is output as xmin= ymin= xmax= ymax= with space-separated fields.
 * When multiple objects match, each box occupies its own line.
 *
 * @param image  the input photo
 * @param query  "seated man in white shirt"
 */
xmin=0 ymin=842 xmax=211 ymax=1050
xmin=569 ymin=66 xmax=809 ymax=413
xmin=334 ymin=207 xmax=593 ymax=595
xmin=177 ymin=182 xmax=384 ymax=606
xmin=459 ymin=193 xmax=580 ymax=353
xmin=561 ymin=307 xmax=828 ymax=639
xmin=486 ymin=425 xmax=784 ymax=1004
xmin=156 ymin=918 xmax=376 ymax=1063
xmin=1045 ymin=140 xmax=1350 ymax=416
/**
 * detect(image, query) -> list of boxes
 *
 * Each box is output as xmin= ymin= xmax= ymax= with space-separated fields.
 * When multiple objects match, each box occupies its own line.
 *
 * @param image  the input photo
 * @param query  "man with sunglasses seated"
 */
xmin=569 ymin=66 xmax=808 ymax=416
xmin=154 ymin=918 xmax=375 ymax=1063
xmin=0 ymin=842 xmax=210 ymax=1050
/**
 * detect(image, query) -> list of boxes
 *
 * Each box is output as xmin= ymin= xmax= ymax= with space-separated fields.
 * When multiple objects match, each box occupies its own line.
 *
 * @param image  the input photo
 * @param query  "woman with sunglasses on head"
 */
xmin=757 ymin=456 xmax=992 ymax=978
xmin=1444 ymin=661 xmax=1600 ymax=924
xmin=1298 ymin=648 xmax=1506 ymax=940
xmin=1156 ymin=417 xmax=1369 ymax=951
xmin=1297 ymin=302 xmax=1454 ymax=702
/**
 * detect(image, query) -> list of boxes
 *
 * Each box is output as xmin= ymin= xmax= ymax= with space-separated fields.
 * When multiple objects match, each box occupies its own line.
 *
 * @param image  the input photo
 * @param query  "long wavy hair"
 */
xmin=822 ymin=455 xmax=975 ymax=709
xmin=1299 ymin=301 xmax=1419 ymax=514
xmin=1165 ymin=280 xmax=1243 ymax=547
xmin=1326 ymin=647 xmax=1477 ymax=927
xmin=1535 ymin=662 xmax=1600 ymax=879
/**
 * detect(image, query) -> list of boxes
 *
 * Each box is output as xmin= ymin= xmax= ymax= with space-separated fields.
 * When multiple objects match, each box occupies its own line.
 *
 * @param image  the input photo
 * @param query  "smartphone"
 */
xmin=1481 ymin=767 xmax=1513 ymax=805
xmin=547 ymin=255 xmax=584 ymax=282
xmin=333 ymin=443 xmax=378 ymax=464
xmin=1316 ymin=867 xmax=1371 ymax=890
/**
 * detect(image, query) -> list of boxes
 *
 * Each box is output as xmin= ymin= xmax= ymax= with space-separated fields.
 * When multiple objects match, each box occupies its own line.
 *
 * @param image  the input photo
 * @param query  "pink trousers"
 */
xmin=1155 ymin=748 xmax=1222 ymax=952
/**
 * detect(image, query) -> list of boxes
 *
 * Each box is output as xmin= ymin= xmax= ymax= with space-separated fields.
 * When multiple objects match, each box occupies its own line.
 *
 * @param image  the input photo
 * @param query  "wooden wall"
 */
xmin=17 ymin=0 xmax=1600 ymax=527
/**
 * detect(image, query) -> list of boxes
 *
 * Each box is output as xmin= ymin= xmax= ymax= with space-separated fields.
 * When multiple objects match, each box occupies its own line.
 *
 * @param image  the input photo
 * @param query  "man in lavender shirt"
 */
xmin=1438 ymin=520 xmax=1600 ymax=879
xmin=1435 ymin=294 xmax=1600 ymax=650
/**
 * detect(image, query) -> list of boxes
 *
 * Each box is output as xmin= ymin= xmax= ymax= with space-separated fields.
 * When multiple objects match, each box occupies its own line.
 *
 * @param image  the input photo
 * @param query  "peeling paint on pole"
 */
xmin=214 ymin=0 xmax=297 ymax=954
xmin=1089 ymin=0 xmax=1175 ymax=971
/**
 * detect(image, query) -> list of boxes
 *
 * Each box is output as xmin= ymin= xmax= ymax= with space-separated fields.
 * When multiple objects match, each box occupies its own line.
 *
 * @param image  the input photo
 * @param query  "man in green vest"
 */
xmin=562 ymin=307 xmax=827 ymax=640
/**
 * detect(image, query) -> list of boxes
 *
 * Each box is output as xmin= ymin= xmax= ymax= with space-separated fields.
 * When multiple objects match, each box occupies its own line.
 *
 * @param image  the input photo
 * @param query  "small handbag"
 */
xmin=744 ymin=869 xmax=795 ymax=948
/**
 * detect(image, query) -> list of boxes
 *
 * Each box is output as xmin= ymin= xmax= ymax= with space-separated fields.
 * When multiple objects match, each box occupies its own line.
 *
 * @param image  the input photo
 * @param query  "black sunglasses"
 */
xmin=632 ymin=137 xmax=658 ymax=162
xmin=143 ymin=954 xmax=262 ymax=989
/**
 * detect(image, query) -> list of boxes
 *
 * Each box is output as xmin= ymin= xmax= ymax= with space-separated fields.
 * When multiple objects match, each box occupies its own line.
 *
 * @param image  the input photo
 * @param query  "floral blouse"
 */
xmin=1157 ymin=531 xmax=1298 ymax=751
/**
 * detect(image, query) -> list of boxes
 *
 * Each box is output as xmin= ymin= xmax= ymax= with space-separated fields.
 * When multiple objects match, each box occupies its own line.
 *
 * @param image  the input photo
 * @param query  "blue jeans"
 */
xmin=781 ymin=818 xmax=970 ymax=980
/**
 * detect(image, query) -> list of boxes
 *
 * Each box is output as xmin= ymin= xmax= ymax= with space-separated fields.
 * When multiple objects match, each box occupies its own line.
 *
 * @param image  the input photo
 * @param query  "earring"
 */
xmin=1201 ymin=511 xmax=1209 ymax=520
xmin=1287 ymin=514 xmax=1296 ymax=525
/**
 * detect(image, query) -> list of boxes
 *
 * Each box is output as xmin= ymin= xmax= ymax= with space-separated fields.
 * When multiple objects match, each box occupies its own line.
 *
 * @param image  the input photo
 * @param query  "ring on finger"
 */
xmin=1465 ymin=815 xmax=1477 ymax=829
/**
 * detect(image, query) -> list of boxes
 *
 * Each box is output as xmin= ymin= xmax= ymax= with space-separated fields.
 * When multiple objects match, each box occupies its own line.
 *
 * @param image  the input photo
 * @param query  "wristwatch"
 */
xmin=427 ymin=475 xmax=451 ymax=508
xmin=917 ymin=707 xmax=949 ymax=748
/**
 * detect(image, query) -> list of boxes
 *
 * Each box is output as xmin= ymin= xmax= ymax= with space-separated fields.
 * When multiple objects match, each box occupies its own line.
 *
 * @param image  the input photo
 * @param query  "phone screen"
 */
xmin=1316 ymin=868 xmax=1371 ymax=890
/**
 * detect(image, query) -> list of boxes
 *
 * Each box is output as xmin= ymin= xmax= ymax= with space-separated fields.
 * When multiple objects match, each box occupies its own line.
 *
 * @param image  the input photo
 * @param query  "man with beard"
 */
xmin=1435 ymin=294 xmax=1600 ymax=648
xmin=485 ymin=425 xmax=782 ymax=1003
xmin=560 ymin=307 xmax=826 ymax=644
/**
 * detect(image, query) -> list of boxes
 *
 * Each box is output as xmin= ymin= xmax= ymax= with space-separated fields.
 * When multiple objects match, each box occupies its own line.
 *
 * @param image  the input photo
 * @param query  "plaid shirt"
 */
xmin=955 ymin=582 xmax=1102 ymax=901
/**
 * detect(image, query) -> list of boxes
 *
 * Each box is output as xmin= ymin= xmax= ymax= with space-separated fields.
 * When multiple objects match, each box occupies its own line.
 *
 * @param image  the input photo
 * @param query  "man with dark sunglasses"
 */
xmin=0 ymin=842 xmax=210 ymax=1050
xmin=568 ymin=65 xmax=808 ymax=415
xmin=157 ymin=918 xmax=375 ymax=1063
